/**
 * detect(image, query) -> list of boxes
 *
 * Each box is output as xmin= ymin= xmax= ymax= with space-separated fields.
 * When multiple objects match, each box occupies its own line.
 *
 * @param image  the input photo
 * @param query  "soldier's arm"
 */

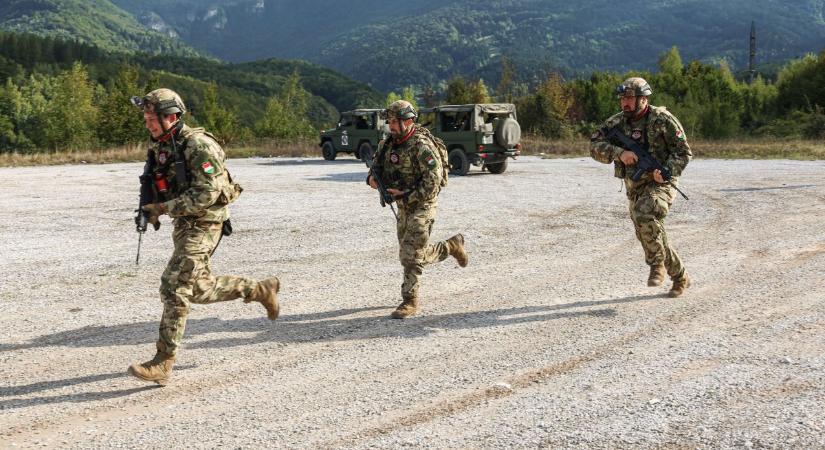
xmin=590 ymin=116 xmax=625 ymax=164
xmin=163 ymin=139 xmax=225 ymax=218
xmin=662 ymin=115 xmax=692 ymax=177
xmin=405 ymin=144 xmax=441 ymax=203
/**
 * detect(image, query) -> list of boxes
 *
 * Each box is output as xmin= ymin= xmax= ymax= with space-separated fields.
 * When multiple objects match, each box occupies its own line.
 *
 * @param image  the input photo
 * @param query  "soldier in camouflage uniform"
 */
xmin=128 ymin=89 xmax=281 ymax=385
xmin=590 ymin=78 xmax=692 ymax=297
xmin=367 ymin=100 xmax=468 ymax=319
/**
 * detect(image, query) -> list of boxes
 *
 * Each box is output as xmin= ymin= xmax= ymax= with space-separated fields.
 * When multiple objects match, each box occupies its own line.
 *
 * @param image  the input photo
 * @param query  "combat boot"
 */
xmin=391 ymin=297 xmax=418 ymax=319
xmin=446 ymin=234 xmax=468 ymax=267
xmin=128 ymin=341 xmax=175 ymax=386
xmin=669 ymin=273 xmax=691 ymax=298
xmin=245 ymin=277 xmax=280 ymax=320
xmin=647 ymin=264 xmax=666 ymax=287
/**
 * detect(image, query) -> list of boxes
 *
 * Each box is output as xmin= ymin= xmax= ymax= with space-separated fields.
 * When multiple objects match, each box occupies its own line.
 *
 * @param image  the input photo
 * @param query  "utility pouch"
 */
xmin=221 ymin=219 xmax=233 ymax=237
xmin=613 ymin=161 xmax=626 ymax=179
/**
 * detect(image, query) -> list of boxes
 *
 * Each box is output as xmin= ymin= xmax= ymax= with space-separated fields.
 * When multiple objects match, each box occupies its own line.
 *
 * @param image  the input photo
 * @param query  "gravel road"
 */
xmin=1 ymin=156 xmax=823 ymax=449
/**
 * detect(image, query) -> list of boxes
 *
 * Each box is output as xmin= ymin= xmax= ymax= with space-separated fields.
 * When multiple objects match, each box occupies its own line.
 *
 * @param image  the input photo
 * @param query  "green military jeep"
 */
xmin=319 ymin=109 xmax=387 ymax=165
xmin=418 ymin=103 xmax=521 ymax=175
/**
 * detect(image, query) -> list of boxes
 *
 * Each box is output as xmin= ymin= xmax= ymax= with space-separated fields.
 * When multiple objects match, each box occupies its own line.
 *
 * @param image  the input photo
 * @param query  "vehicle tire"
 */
xmin=448 ymin=148 xmax=470 ymax=176
xmin=321 ymin=141 xmax=336 ymax=161
xmin=494 ymin=117 xmax=521 ymax=148
xmin=485 ymin=159 xmax=508 ymax=174
xmin=358 ymin=142 xmax=374 ymax=167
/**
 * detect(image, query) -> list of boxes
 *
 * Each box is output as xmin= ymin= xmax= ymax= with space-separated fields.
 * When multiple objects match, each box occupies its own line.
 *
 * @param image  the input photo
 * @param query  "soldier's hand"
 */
xmin=387 ymin=188 xmax=404 ymax=199
xmin=368 ymin=175 xmax=378 ymax=190
xmin=652 ymin=169 xmax=665 ymax=184
xmin=619 ymin=150 xmax=638 ymax=165
xmin=142 ymin=202 xmax=167 ymax=218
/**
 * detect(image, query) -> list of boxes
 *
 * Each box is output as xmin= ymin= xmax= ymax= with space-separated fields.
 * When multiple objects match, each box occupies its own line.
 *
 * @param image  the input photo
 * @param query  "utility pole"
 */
xmin=749 ymin=21 xmax=757 ymax=84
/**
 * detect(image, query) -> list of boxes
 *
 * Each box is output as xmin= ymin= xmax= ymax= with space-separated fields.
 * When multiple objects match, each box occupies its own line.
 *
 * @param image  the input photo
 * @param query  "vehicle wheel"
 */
xmin=485 ymin=159 xmax=508 ymax=174
xmin=448 ymin=148 xmax=470 ymax=176
xmin=358 ymin=142 xmax=374 ymax=167
xmin=321 ymin=141 xmax=336 ymax=161
xmin=494 ymin=117 xmax=521 ymax=148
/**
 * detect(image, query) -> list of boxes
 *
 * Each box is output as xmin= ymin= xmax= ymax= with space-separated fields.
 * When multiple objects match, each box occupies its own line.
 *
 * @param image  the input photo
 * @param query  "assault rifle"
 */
xmin=135 ymin=150 xmax=159 ymax=265
xmin=367 ymin=138 xmax=398 ymax=220
xmin=606 ymin=127 xmax=689 ymax=200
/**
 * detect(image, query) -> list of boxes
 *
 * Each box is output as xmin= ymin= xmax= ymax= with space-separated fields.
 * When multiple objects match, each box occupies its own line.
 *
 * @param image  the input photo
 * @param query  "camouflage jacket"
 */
xmin=374 ymin=126 xmax=442 ymax=206
xmin=152 ymin=124 xmax=241 ymax=223
xmin=590 ymin=106 xmax=692 ymax=192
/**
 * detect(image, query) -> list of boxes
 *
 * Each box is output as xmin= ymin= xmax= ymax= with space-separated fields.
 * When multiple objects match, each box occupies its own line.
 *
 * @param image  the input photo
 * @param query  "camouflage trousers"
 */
xmin=627 ymin=181 xmax=685 ymax=278
xmin=396 ymin=201 xmax=450 ymax=300
xmin=158 ymin=219 xmax=257 ymax=356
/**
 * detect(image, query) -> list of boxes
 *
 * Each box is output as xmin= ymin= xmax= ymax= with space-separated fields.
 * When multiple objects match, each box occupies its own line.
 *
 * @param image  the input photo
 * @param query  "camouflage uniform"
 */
xmin=128 ymin=89 xmax=279 ymax=385
xmin=590 ymin=80 xmax=692 ymax=289
xmin=152 ymin=124 xmax=256 ymax=355
xmin=371 ymin=101 xmax=467 ymax=318
xmin=377 ymin=127 xmax=449 ymax=299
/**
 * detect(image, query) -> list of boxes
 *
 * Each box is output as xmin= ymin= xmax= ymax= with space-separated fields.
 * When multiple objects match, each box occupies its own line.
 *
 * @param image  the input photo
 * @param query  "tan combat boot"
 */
xmin=391 ymin=297 xmax=418 ymax=319
xmin=669 ymin=273 xmax=691 ymax=298
xmin=245 ymin=277 xmax=280 ymax=320
xmin=648 ymin=264 xmax=666 ymax=287
xmin=446 ymin=234 xmax=468 ymax=267
xmin=128 ymin=340 xmax=175 ymax=385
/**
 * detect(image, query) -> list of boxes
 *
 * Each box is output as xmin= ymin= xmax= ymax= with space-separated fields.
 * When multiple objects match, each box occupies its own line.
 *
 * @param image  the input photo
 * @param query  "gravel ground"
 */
xmin=0 ymin=156 xmax=823 ymax=449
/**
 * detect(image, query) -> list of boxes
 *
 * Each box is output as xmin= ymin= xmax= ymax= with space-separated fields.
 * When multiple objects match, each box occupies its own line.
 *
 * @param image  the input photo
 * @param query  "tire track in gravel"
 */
xmin=319 ymin=274 xmax=746 ymax=449
xmin=318 ymin=185 xmax=820 ymax=447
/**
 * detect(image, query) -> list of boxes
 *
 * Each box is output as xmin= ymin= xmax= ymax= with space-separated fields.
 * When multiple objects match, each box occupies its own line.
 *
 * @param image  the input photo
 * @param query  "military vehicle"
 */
xmin=418 ymin=103 xmax=521 ymax=175
xmin=318 ymin=109 xmax=386 ymax=165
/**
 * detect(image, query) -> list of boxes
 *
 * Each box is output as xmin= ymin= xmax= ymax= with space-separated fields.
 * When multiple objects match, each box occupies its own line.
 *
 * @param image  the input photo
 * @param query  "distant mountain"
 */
xmin=113 ymin=0 xmax=825 ymax=91
xmin=4 ymin=0 xmax=825 ymax=93
xmin=0 ymin=0 xmax=204 ymax=57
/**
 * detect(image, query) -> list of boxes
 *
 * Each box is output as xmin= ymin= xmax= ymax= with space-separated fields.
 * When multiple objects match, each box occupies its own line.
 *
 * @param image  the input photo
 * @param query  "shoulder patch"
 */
xmin=201 ymin=161 xmax=215 ymax=174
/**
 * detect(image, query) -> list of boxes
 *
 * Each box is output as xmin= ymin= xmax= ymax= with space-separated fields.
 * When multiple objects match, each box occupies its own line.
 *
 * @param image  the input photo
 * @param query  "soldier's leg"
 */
xmin=630 ymin=184 xmax=685 ymax=279
xmin=415 ymin=203 xmax=450 ymax=265
xmin=128 ymin=222 xmax=195 ymax=384
xmin=188 ymin=222 xmax=258 ymax=305
xmin=628 ymin=194 xmax=659 ymax=266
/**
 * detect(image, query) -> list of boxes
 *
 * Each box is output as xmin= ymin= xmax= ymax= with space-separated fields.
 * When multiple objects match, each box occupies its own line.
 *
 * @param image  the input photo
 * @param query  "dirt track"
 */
xmin=1 ymin=156 xmax=823 ymax=448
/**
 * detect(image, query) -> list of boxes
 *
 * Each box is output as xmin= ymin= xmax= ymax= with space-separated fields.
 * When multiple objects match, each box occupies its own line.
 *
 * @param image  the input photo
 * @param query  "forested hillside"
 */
xmin=111 ymin=0 xmax=825 ymax=91
xmin=0 ymin=32 xmax=384 ymax=152
xmin=0 ymin=0 xmax=203 ymax=57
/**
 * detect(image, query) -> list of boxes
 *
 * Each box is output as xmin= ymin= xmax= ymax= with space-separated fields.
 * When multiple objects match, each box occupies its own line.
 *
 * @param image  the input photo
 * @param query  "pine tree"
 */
xmin=42 ymin=63 xmax=98 ymax=150
xmin=97 ymin=65 xmax=145 ymax=146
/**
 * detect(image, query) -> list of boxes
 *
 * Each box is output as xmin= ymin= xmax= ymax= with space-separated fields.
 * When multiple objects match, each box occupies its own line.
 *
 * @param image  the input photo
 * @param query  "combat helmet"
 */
xmin=386 ymin=100 xmax=417 ymax=120
xmin=616 ymin=77 xmax=653 ymax=98
xmin=131 ymin=88 xmax=187 ymax=115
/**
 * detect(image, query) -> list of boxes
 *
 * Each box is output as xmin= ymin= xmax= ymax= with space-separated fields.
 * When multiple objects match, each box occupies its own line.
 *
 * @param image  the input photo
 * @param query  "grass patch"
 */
xmin=0 ymin=139 xmax=323 ymax=167
xmin=522 ymin=135 xmax=825 ymax=160
xmin=1 ymin=136 xmax=823 ymax=167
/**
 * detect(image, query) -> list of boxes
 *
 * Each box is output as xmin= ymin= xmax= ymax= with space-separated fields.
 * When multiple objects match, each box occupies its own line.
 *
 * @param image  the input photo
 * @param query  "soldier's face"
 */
xmin=143 ymin=108 xmax=176 ymax=139
xmin=621 ymin=95 xmax=648 ymax=113
xmin=388 ymin=117 xmax=413 ymax=136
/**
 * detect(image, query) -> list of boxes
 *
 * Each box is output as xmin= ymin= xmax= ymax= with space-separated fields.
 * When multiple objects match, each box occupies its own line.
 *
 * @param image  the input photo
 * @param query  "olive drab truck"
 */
xmin=319 ymin=109 xmax=387 ymax=166
xmin=417 ymin=103 xmax=522 ymax=175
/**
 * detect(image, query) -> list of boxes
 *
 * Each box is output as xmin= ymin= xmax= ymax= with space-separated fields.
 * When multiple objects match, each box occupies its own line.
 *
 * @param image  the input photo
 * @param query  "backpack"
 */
xmin=416 ymin=126 xmax=450 ymax=187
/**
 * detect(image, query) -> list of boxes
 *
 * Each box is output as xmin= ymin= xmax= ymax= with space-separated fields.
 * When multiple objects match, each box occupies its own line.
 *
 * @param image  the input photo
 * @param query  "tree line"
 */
xmin=1 ymin=31 xmax=824 ymax=153
xmin=437 ymin=48 xmax=825 ymax=140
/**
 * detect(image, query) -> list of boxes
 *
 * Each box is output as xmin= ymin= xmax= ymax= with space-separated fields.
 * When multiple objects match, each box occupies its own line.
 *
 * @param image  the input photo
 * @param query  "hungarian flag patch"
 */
xmin=202 ymin=161 xmax=215 ymax=174
xmin=676 ymin=130 xmax=686 ymax=141
xmin=426 ymin=155 xmax=436 ymax=167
